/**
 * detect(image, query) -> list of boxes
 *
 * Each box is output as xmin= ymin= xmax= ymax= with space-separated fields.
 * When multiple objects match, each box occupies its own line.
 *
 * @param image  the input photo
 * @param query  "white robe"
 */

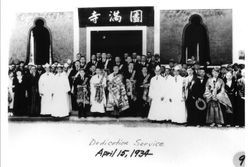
xmin=51 ymin=73 xmax=71 ymax=117
xmin=147 ymin=75 xmax=166 ymax=121
xmin=162 ymin=75 xmax=174 ymax=121
xmin=63 ymin=71 xmax=72 ymax=112
xmin=90 ymin=74 xmax=107 ymax=113
xmin=8 ymin=77 xmax=14 ymax=109
xmin=38 ymin=72 xmax=54 ymax=115
xmin=169 ymin=75 xmax=187 ymax=123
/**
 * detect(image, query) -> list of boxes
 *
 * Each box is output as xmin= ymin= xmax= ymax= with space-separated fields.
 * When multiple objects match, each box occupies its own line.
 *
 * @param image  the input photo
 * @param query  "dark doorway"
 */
xmin=181 ymin=14 xmax=210 ymax=65
xmin=26 ymin=18 xmax=53 ymax=65
xmin=91 ymin=30 xmax=142 ymax=57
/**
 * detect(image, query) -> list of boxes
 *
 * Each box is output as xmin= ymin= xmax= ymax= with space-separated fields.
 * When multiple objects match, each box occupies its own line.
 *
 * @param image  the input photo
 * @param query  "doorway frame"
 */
xmin=86 ymin=26 xmax=147 ymax=62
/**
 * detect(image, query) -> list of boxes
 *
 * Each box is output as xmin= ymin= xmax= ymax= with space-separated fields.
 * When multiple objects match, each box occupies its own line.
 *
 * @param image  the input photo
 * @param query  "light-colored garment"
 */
xmin=63 ymin=71 xmax=72 ymax=112
xmin=38 ymin=72 xmax=54 ymax=115
xmin=147 ymin=75 xmax=166 ymax=121
xmin=90 ymin=74 xmax=107 ymax=113
xmin=106 ymin=73 xmax=129 ymax=112
xmin=8 ymin=77 xmax=14 ymax=109
xmin=162 ymin=75 xmax=174 ymax=121
xmin=169 ymin=75 xmax=187 ymax=123
xmin=51 ymin=73 xmax=71 ymax=117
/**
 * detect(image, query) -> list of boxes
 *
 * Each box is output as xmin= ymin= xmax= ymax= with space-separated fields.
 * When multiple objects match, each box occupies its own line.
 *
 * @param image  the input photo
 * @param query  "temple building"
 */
xmin=9 ymin=7 xmax=235 ymax=65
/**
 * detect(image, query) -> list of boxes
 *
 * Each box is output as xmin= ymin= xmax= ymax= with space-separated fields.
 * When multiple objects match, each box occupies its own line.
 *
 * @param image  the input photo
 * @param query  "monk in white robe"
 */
xmin=147 ymin=66 xmax=166 ymax=121
xmin=51 ymin=64 xmax=71 ymax=117
xmin=162 ymin=67 xmax=174 ymax=121
xmin=90 ymin=67 xmax=107 ymax=113
xmin=38 ymin=63 xmax=54 ymax=115
xmin=169 ymin=65 xmax=187 ymax=123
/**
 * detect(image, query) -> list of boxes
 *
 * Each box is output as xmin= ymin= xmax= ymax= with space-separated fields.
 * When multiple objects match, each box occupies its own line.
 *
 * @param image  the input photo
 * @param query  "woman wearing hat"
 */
xmin=204 ymin=67 xmax=232 ymax=127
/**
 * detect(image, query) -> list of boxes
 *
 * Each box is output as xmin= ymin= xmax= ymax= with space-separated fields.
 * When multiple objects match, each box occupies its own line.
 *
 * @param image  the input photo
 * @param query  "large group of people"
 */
xmin=8 ymin=52 xmax=245 ymax=127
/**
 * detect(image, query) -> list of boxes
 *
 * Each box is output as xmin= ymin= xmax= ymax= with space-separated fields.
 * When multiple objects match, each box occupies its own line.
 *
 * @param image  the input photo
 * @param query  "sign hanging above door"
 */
xmin=78 ymin=7 xmax=154 ymax=27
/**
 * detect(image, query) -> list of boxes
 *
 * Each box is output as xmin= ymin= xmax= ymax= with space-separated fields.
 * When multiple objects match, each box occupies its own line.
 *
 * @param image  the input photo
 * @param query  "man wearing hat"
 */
xmin=50 ymin=64 xmax=71 ymax=117
xmin=147 ymin=65 xmax=166 ymax=122
xmin=38 ymin=63 xmax=54 ymax=116
xmin=168 ymin=65 xmax=187 ymax=124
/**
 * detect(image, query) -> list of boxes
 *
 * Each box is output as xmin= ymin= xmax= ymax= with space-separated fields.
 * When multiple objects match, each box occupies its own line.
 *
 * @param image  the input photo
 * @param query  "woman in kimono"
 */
xmin=204 ymin=67 xmax=232 ymax=127
xmin=169 ymin=65 xmax=187 ymax=124
xmin=147 ymin=65 xmax=166 ymax=122
xmin=106 ymin=65 xmax=129 ymax=117
xmin=90 ymin=66 xmax=107 ymax=115
xmin=73 ymin=68 xmax=90 ymax=118
xmin=12 ymin=70 xmax=28 ymax=116
xmin=51 ymin=64 xmax=71 ymax=118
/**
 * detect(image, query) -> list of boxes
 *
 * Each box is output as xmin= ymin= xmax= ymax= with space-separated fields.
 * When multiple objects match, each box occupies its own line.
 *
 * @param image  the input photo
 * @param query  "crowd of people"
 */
xmin=8 ymin=52 xmax=245 ymax=127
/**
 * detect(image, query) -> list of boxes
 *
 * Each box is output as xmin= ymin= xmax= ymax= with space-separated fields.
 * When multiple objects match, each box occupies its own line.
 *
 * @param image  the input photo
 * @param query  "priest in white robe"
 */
xmin=147 ymin=65 xmax=166 ymax=121
xmin=169 ymin=65 xmax=187 ymax=124
xmin=51 ymin=64 xmax=71 ymax=117
xmin=90 ymin=66 xmax=107 ymax=114
xmin=38 ymin=63 xmax=54 ymax=115
xmin=162 ymin=65 xmax=174 ymax=121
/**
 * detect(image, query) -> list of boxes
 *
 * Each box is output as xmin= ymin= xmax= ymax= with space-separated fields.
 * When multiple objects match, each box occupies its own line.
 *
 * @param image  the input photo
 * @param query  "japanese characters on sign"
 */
xmin=78 ymin=7 xmax=154 ymax=27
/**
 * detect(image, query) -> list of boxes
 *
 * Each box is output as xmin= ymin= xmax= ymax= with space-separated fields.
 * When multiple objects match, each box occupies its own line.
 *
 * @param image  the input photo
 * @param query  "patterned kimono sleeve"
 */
xmin=203 ymin=79 xmax=212 ymax=101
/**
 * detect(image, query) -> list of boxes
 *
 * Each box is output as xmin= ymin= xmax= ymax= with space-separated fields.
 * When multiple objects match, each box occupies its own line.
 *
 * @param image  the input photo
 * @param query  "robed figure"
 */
xmin=38 ymin=64 xmax=54 ymax=115
xmin=204 ymin=68 xmax=232 ymax=126
xmin=169 ymin=66 xmax=187 ymax=124
xmin=106 ymin=66 xmax=129 ymax=116
xmin=26 ymin=18 xmax=53 ymax=65
xmin=51 ymin=65 xmax=71 ymax=117
xmin=147 ymin=66 xmax=166 ymax=121
xmin=90 ymin=68 xmax=107 ymax=114
xmin=73 ymin=69 xmax=90 ymax=118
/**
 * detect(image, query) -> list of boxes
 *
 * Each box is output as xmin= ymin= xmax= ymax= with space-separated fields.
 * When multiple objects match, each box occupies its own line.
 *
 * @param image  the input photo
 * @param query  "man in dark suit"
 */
xmin=192 ymin=67 xmax=208 ymax=126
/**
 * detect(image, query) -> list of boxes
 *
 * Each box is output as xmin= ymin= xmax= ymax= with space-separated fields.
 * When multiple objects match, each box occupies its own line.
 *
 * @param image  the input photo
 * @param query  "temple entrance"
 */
xmin=86 ymin=26 xmax=147 ymax=61
xmin=91 ymin=30 xmax=142 ymax=57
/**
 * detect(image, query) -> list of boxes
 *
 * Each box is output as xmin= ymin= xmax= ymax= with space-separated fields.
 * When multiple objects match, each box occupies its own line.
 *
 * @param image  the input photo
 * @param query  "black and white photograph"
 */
xmin=1 ymin=0 xmax=248 ymax=167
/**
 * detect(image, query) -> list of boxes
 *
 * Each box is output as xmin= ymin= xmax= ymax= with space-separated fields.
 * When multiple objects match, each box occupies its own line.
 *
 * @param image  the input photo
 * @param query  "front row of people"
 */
xmin=9 ymin=62 xmax=245 ymax=127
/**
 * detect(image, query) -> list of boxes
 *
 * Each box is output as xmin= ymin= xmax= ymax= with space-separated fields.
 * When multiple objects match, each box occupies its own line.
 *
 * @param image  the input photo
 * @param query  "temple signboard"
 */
xmin=78 ymin=7 xmax=154 ymax=27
